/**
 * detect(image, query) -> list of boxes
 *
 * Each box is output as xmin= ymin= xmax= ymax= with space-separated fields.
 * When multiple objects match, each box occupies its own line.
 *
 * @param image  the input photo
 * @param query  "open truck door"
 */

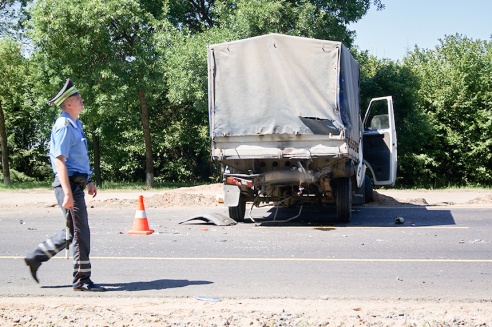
xmin=362 ymin=96 xmax=397 ymax=186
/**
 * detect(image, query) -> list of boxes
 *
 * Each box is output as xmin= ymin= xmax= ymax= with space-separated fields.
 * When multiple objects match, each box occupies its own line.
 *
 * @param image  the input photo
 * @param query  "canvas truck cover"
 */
xmin=207 ymin=33 xmax=361 ymax=143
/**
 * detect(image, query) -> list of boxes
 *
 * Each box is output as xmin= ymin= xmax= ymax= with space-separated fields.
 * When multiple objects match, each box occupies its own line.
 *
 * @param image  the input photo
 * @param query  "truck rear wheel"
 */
xmin=336 ymin=177 xmax=352 ymax=223
xmin=228 ymin=195 xmax=246 ymax=222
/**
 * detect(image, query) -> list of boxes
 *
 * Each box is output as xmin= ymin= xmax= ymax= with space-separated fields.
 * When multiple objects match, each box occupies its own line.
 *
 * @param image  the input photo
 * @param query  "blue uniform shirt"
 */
xmin=49 ymin=111 xmax=92 ymax=177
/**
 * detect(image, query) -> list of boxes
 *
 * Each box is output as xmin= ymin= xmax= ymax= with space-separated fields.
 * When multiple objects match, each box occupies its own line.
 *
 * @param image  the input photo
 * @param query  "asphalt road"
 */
xmin=1 ymin=203 xmax=491 ymax=300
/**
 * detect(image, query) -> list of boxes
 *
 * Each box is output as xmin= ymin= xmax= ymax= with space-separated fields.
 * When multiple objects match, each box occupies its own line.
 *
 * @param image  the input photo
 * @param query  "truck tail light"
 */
xmin=225 ymin=177 xmax=253 ymax=188
xmin=225 ymin=177 xmax=241 ymax=186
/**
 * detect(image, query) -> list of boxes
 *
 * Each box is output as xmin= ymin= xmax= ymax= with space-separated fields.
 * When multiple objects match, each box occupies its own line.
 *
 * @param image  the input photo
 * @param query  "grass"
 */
xmin=0 ymin=181 xmax=52 ymax=191
xmin=97 ymin=181 xmax=206 ymax=191
xmin=0 ymin=180 xmax=489 ymax=192
xmin=0 ymin=180 xmax=209 ymax=191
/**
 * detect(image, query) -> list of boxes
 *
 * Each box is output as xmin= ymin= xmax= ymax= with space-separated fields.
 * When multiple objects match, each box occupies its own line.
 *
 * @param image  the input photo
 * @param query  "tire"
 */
xmin=336 ymin=177 xmax=352 ymax=223
xmin=228 ymin=195 xmax=246 ymax=222
xmin=364 ymin=175 xmax=374 ymax=203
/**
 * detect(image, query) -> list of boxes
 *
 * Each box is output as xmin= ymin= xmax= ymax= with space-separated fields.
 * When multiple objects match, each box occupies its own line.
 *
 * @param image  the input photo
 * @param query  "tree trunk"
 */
xmin=91 ymin=120 xmax=102 ymax=186
xmin=138 ymin=88 xmax=154 ymax=188
xmin=0 ymin=100 xmax=10 ymax=185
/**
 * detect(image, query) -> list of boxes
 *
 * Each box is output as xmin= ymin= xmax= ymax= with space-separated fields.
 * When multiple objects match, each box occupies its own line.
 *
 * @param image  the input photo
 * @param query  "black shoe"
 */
xmin=73 ymin=281 xmax=107 ymax=292
xmin=24 ymin=257 xmax=40 ymax=283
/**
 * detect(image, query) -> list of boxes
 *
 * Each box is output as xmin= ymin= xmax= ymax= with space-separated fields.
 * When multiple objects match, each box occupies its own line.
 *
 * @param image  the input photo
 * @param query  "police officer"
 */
xmin=24 ymin=78 xmax=106 ymax=292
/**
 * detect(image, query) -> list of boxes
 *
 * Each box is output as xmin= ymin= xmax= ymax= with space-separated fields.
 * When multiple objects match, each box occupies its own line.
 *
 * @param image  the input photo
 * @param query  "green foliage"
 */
xmin=0 ymin=0 xmax=29 ymax=38
xmin=0 ymin=37 xmax=51 ymax=180
xmin=162 ymin=27 xmax=232 ymax=111
xmin=405 ymin=35 xmax=492 ymax=187
xmin=0 ymin=168 xmax=35 ymax=182
xmin=356 ymin=51 xmax=435 ymax=187
xmin=213 ymin=0 xmax=382 ymax=46
xmin=0 ymin=180 xmax=50 ymax=190
xmin=151 ymin=101 xmax=212 ymax=183
xmin=0 ymin=37 xmax=24 ymax=107
xmin=28 ymin=0 xmax=172 ymax=185
xmin=356 ymin=34 xmax=492 ymax=188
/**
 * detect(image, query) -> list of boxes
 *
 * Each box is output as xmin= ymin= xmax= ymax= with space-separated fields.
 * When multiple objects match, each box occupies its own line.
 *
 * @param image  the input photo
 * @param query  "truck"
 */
xmin=207 ymin=33 xmax=397 ymax=223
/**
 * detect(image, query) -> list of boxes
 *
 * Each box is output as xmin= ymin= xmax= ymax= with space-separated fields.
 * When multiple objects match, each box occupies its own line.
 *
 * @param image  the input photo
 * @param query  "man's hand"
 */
xmin=87 ymin=182 xmax=97 ymax=198
xmin=55 ymin=156 xmax=75 ymax=209
xmin=62 ymin=192 xmax=74 ymax=209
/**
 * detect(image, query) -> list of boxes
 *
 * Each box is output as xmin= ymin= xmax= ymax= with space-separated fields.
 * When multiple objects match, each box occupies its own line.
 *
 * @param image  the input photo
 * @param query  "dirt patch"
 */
xmin=88 ymin=184 xmax=224 ymax=209
xmin=467 ymin=194 xmax=492 ymax=205
xmin=1 ymin=297 xmax=491 ymax=326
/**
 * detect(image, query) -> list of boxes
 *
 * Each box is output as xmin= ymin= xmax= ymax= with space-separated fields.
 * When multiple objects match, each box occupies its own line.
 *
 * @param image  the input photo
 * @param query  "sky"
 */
xmin=348 ymin=0 xmax=492 ymax=61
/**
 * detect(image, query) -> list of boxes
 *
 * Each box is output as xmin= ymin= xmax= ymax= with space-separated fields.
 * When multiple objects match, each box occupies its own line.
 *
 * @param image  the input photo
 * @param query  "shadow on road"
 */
xmin=243 ymin=204 xmax=456 ymax=228
xmin=42 ymin=279 xmax=213 ymax=291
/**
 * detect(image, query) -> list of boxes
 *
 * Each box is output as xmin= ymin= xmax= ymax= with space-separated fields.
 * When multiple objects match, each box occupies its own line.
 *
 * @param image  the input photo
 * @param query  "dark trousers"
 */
xmin=25 ymin=177 xmax=92 ymax=287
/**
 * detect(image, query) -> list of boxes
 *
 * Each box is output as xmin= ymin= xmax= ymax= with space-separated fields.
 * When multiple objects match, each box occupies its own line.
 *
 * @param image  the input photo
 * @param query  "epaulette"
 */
xmin=53 ymin=117 xmax=71 ymax=130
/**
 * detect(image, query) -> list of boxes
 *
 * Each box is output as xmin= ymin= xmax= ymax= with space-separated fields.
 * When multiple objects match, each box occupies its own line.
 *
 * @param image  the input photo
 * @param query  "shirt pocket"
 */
xmin=81 ymin=137 xmax=88 ymax=150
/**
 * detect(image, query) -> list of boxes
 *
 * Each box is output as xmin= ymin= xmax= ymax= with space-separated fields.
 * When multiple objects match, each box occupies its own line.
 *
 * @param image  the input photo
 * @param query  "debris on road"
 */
xmin=179 ymin=213 xmax=237 ymax=226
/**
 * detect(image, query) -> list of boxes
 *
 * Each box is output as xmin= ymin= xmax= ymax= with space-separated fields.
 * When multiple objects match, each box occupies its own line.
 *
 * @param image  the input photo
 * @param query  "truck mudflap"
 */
xmin=223 ymin=184 xmax=241 ymax=207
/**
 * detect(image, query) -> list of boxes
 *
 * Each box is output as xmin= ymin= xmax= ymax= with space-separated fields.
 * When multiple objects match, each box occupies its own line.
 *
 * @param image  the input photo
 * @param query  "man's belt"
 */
xmin=69 ymin=173 xmax=88 ymax=190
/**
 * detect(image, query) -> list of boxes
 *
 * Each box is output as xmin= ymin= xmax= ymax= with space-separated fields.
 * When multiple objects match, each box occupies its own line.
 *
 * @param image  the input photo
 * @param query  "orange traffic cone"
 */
xmin=128 ymin=195 xmax=154 ymax=235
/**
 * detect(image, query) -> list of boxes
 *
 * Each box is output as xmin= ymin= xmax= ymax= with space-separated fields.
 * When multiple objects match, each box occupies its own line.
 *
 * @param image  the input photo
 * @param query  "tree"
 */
xmin=28 ymin=0 xmax=170 ymax=187
xmin=405 ymin=35 xmax=492 ymax=187
xmin=0 ymin=0 xmax=30 ymax=39
xmin=166 ymin=0 xmax=384 ymax=45
xmin=211 ymin=0 xmax=383 ymax=47
xmin=356 ymin=51 xmax=435 ymax=187
xmin=0 ymin=37 xmax=28 ymax=184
